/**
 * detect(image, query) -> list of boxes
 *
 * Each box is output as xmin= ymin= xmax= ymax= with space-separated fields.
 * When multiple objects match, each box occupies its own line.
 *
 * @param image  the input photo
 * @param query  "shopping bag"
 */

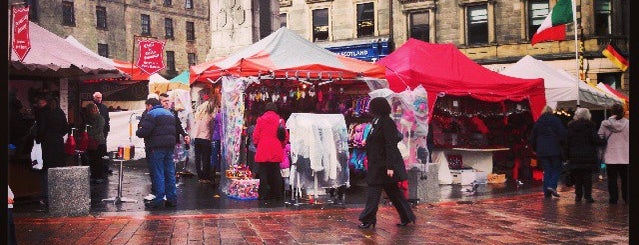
xmin=64 ymin=132 xmax=77 ymax=155
xmin=77 ymin=131 xmax=89 ymax=151
xmin=30 ymin=140 xmax=43 ymax=170
xmin=173 ymin=143 xmax=187 ymax=163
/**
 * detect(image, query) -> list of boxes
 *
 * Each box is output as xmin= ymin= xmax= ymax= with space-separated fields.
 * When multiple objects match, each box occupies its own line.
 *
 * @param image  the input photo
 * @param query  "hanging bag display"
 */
xmin=64 ymin=129 xmax=77 ymax=155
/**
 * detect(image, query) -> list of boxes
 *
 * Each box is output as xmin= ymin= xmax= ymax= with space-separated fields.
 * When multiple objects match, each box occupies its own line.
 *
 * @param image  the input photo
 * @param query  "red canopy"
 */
xmin=190 ymin=28 xmax=385 ymax=84
xmin=377 ymin=39 xmax=546 ymax=120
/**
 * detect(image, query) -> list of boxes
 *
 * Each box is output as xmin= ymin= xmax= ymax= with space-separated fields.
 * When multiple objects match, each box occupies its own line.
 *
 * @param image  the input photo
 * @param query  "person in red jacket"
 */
xmin=252 ymin=102 xmax=287 ymax=200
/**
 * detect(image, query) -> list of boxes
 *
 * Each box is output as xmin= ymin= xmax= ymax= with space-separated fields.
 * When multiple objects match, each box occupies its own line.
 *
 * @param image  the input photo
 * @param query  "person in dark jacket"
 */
xmin=160 ymin=93 xmax=190 ymax=145
xmin=358 ymin=97 xmax=416 ymax=229
xmin=140 ymin=94 xmax=160 ymax=202
xmin=85 ymin=103 xmax=107 ymax=183
xmin=136 ymin=98 xmax=178 ymax=209
xmin=529 ymin=105 xmax=567 ymax=198
xmin=93 ymin=92 xmax=112 ymax=175
xmin=34 ymin=96 xmax=69 ymax=209
xmin=564 ymin=108 xmax=605 ymax=203
xmin=92 ymin=92 xmax=110 ymax=138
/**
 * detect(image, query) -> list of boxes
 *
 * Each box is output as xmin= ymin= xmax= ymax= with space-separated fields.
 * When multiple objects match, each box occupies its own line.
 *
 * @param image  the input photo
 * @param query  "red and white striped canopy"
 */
xmin=190 ymin=27 xmax=385 ymax=84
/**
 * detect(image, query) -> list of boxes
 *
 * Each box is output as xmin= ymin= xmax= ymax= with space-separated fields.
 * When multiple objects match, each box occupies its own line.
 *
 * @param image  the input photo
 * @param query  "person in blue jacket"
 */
xmin=136 ymin=98 xmax=178 ymax=208
xmin=529 ymin=105 xmax=567 ymax=198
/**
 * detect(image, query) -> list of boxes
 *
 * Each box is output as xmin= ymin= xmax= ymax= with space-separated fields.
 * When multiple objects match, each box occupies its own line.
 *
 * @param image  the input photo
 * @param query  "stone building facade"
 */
xmin=206 ymin=0 xmax=280 ymax=60
xmin=25 ymin=0 xmax=210 ymax=78
xmin=279 ymin=0 xmax=629 ymax=95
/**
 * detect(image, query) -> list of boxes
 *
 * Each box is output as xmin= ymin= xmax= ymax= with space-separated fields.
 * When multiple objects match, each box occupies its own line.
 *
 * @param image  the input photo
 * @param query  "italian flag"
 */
xmin=531 ymin=0 xmax=573 ymax=46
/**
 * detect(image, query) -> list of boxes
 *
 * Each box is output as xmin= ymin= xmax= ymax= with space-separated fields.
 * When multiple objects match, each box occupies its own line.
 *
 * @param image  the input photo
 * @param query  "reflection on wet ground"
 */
xmin=15 ymin=158 xmax=552 ymax=215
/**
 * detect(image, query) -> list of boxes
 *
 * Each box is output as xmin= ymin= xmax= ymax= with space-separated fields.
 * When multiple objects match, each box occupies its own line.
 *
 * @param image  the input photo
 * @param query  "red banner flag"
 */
xmin=136 ymin=39 xmax=166 ymax=75
xmin=12 ymin=6 xmax=31 ymax=62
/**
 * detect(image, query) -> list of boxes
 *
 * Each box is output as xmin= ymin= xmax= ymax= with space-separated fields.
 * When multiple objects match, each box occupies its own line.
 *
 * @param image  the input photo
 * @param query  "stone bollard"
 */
xmin=47 ymin=166 xmax=90 ymax=217
xmin=407 ymin=163 xmax=440 ymax=204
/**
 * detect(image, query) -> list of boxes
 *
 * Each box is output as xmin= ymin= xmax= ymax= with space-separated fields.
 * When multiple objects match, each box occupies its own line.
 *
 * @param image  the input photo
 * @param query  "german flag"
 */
xmin=602 ymin=44 xmax=629 ymax=71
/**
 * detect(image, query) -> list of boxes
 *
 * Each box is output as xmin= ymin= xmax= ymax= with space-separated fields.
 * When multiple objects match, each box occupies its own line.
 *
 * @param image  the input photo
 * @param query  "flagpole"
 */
xmin=571 ymin=0 xmax=580 ymax=107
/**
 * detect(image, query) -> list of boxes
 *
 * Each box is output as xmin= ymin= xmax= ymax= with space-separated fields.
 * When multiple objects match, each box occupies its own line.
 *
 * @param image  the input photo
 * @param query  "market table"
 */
xmin=432 ymin=148 xmax=510 ymax=184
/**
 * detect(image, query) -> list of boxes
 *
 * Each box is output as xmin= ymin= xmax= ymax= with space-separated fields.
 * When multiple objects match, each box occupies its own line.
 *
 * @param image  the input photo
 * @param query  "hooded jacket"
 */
xmin=598 ymin=116 xmax=629 ymax=164
xmin=564 ymin=119 xmax=605 ymax=167
xmin=253 ymin=111 xmax=285 ymax=163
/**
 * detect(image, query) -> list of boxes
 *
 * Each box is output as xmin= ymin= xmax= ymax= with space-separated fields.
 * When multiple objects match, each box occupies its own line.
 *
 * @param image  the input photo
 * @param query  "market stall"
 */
xmin=595 ymin=82 xmax=629 ymax=111
xmin=190 ymin=27 xmax=386 ymax=201
xmin=501 ymin=55 xmax=622 ymax=110
xmin=9 ymin=21 xmax=124 ymax=198
xmin=378 ymin=39 xmax=546 ymax=184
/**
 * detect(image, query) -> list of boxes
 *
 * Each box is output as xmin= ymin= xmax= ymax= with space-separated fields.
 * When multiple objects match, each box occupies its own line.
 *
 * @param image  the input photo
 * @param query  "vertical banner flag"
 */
xmin=531 ymin=0 xmax=573 ymax=46
xmin=602 ymin=44 xmax=628 ymax=72
xmin=12 ymin=6 xmax=31 ymax=62
xmin=136 ymin=39 xmax=166 ymax=75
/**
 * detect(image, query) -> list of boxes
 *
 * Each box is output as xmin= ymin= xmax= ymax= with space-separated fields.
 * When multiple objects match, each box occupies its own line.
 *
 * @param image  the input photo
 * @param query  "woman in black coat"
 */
xmin=564 ymin=108 xmax=605 ymax=203
xmin=358 ymin=97 xmax=416 ymax=229
xmin=34 ymin=96 xmax=69 ymax=208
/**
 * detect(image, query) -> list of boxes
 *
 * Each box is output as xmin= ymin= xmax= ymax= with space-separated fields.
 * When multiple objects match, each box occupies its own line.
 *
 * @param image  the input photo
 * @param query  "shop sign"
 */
xmin=136 ymin=39 xmax=166 ymax=75
xmin=12 ymin=6 xmax=31 ymax=62
xmin=325 ymin=40 xmax=390 ymax=62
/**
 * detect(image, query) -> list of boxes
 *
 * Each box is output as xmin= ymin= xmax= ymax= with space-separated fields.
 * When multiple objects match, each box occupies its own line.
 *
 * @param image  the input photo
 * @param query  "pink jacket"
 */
xmin=192 ymin=114 xmax=214 ymax=140
xmin=253 ymin=111 xmax=286 ymax=163
xmin=598 ymin=116 xmax=629 ymax=164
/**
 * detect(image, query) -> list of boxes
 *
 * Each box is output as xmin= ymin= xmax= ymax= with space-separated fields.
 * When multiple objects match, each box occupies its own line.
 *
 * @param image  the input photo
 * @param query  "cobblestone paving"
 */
xmin=14 ymin=187 xmax=628 ymax=244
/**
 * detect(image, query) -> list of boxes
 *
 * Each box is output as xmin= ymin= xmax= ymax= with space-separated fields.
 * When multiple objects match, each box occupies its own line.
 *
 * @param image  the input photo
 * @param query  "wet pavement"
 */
xmin=13 ymin=181 xmax=629 ymax=244
xmin=13 ymin=159 xmax=546 ymax=215
xmin=11 ymin=158 xmax=629 ymax=244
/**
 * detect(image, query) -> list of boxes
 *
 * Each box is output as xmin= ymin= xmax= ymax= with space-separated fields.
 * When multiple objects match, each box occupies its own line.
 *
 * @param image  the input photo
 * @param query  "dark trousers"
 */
xmin=606 ymin=164 xmax=628 ymax=203
xmin=359 ymin=182 xmax=416 ymax=224
xmin=247 ymin=151 xmax=258 ymax=178
xmin=145 ymin=146 xmax=155 ymax=194
xmin=572 ymin=168 xmax=593 ymax=199
xmin=8 ymin=208 xmax=16 ymax=245
xmin=258 ymin=162 xmax=283 ymax=200
xmin=194 ymin=138 xmax=212 ymax=181
xmin=211 ymin=140 xmax=221 ymax=172
xmin=540 ymin=156 xmax=563 ymax=194
xmin=88 ymin=144 xmax=107 ymax=179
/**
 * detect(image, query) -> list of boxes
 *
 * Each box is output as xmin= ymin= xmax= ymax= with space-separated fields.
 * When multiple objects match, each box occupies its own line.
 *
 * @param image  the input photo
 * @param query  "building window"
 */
xmin=356 ymin=3 xmax=374 ymax=37
xmin=598 ymin=72 xmax=621 ymax=89
xmin=185 ymin=0 xmax=193 ymax=9
xmin=62 ymin=1 xmax=75 ymax=26
xmin=467 ymin=4 xmax=488 ymax=45
xmin=528 ymin=0 xmax=548 ymax=38
xmin=280 ymin=13 xmax=287 ymax=28
xmin=595 ymin=0 xmax=611 ymax=35
xmin=98 ymin=43 xmax=109 ymax=58
xmin=188 ymin=53 xmax=197 ymax=66
xmin=141 ymin=14 xmax=151 ymax=36
xmin=409 ymin=11 xmax=429 ymax=42
xmin=186 ymin=21 xmax=195 ymax=41
xmin=312 ymin=8 xmax=329 ymax=42
xmin=96 ymin=6 xmax=107 ymax=29
xmin=165 ymin=18 xmax=174 ymax=38
xmin=27 ymin=0 xmax=38 ymax=21
xmin=164 ymin=0 xmax=172 ymax=6
xmin=166 ymin=51 xmax=176 ymax=72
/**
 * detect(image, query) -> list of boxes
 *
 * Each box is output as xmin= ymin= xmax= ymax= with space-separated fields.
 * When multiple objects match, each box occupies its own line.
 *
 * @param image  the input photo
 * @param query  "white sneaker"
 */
xmin=144 ymin=194 xmax=156 ymax=201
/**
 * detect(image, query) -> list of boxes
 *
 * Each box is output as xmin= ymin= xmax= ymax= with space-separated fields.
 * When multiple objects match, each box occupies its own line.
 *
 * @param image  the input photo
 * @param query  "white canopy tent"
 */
xmin=501 ymin=55 xmax=622 ymax=110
